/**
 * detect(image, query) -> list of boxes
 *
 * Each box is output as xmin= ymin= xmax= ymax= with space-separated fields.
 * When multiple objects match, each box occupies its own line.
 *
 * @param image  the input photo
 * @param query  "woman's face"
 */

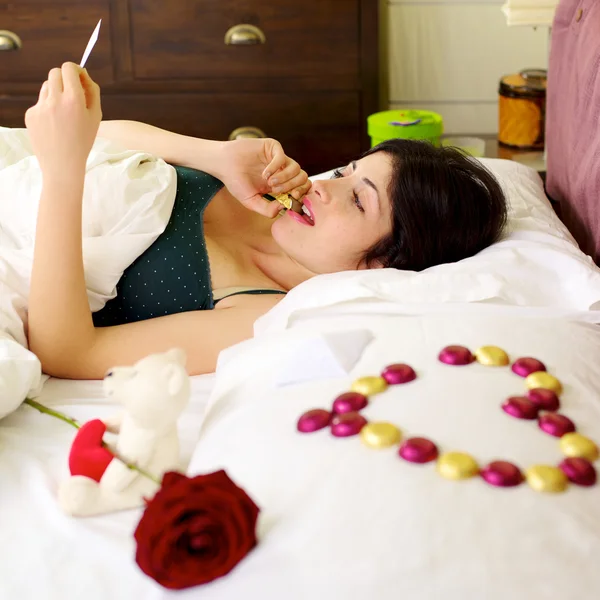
xmin=272 ymin=151 xmax=393 ymax=274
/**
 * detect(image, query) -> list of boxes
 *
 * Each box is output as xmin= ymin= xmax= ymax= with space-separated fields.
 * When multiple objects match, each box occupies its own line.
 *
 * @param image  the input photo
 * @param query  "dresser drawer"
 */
xmin=0 ymin=0 xmax=114 ymax=85
xmin=100 ymin=91 xmax=361 ymax=174
xmin=0 ymin=91 xmax=361 ymax=174
xmin=130 ymin=0 xmax=360 ymax=87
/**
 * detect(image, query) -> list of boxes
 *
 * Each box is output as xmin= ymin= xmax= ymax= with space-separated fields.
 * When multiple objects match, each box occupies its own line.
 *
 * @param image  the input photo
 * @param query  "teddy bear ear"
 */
xmin=165 ymin=348 xmax=187 ymax=366
xmin=163 ymin=363 xmax=188 ymax=397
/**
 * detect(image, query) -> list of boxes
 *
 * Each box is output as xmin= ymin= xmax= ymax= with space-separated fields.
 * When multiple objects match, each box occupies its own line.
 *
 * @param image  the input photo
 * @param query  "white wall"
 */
xmin=386 ymin=0 xmax=550 ymax=134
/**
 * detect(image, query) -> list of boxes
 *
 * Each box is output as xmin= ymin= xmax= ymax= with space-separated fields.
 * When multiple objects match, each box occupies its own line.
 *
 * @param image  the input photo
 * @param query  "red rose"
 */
xmin=134 ymin=470 xmax=260 ymax=590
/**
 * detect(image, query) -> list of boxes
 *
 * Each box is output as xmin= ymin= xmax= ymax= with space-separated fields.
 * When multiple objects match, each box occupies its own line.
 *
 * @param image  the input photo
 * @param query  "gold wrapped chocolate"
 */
xmin=436 ymin=452 xmax=480 ymax=480
xmin=350 ymin=376 xmax=388 ymax=396
xmin=525 ymin=372 xmax=563 ymax=395
xmin=525 ymin=465 xmax=568 ymax=493
xmin=263 ymin=192 xmax=303 ymax=214
xmin=559 ymin=433 xmax=599 ymax=462
xmin=274 ymin=193 xmax=293 ymax=210
xmin=474 ymin=345 xmax=509 ymax=366
xmin=360 ymin=422 xmax=402 ymax=449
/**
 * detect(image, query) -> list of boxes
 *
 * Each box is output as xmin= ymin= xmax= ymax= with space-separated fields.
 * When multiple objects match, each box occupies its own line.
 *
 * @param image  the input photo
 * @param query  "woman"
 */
xmin=24 ymin=63 xmax=507 ymax=380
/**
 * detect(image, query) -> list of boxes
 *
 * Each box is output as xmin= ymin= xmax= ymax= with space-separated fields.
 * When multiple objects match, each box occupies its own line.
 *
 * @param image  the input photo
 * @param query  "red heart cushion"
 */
xmin=69 ymin=419 xmax=114 ymax=482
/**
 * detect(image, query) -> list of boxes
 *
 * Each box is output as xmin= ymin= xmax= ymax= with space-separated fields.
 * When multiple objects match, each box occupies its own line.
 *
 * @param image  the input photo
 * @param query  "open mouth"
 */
xmin=300 ymin=203 xmax=315 ymax=226
xmin=286 ymin=198 xmax=315 ymax=227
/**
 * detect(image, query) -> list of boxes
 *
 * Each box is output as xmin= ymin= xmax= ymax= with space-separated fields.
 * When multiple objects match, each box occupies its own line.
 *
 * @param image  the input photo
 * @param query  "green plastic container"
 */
xmin=367 ymin=109 xmax=444 ymax=148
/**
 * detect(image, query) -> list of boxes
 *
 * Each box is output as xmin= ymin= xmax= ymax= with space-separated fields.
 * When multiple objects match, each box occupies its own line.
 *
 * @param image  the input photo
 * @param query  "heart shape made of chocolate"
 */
xmin=297 ymin=346 xmax=598 ymax=493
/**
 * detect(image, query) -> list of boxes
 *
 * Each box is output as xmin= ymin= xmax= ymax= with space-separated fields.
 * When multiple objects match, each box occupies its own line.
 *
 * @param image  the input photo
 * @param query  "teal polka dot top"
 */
xmin=92 ymin=166 xmax=285 ymax=327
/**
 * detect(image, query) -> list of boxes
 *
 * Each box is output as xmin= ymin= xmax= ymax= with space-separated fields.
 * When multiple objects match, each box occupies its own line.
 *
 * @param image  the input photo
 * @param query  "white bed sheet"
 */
xmin=178 ymin=309 xmax=600 ymax=600
xmin=0 ymin=373 xmax=216 ymax=600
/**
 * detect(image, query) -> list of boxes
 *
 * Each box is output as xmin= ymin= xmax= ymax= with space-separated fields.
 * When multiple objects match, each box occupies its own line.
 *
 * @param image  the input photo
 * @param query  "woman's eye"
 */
xmin=354 ymin=193 xmax=364 ymax=213
xmin=332 ymin=168 xmax=364 ymax=212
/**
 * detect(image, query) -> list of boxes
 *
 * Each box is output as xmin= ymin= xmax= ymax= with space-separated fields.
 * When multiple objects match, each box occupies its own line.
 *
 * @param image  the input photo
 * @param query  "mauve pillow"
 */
xmin=546 ymin=0 xmax=600 ymax=264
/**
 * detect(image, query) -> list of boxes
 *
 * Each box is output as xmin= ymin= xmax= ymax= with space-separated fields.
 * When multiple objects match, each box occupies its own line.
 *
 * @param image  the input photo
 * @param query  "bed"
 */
xmin=2 ymin=2 xmax=600 ymax=598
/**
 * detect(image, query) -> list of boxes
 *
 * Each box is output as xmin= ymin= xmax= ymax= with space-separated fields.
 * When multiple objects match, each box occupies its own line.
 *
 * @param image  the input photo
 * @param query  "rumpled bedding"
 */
xmin=0 ymin=128 xmax=176 ymax=418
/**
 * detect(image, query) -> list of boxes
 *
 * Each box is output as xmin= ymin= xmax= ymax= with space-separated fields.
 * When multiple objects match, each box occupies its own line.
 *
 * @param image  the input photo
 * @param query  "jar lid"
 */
xmin=500 ymin=71 xmax=547 ymax=97
xmin=521 ymin=68 xmax=547 ymax=90
xmin=367 ymin=109 xmax=443 ymax=141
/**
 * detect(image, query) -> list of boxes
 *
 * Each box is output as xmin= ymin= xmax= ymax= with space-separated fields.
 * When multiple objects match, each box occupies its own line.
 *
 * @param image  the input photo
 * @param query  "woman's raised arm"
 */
xmin=98 ymin=121 xmax=312 ymax=217
xmin=98 ymin=120 xmax=226 ymax=174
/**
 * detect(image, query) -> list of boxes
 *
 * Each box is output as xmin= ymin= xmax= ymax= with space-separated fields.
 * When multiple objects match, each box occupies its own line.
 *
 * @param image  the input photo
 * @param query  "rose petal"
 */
xmin=199 ymin=471 xmax=260 ymax=515
xmin=151 ymin=522 xmax=210 ymax=588
xmin=184 ymin=492 xmax=247 ymax=539
xmin=200 ymin=470 xmax=234 ymax=489
xmin=168 ymin=524 xmax=223 ymax=582
xmin=169 ymin=535 xmax=224 ymax=588
xmin=139 ymin=502 xmax=192 ymax=549
xmin=161 ymin=471 xmax=187 ymax=489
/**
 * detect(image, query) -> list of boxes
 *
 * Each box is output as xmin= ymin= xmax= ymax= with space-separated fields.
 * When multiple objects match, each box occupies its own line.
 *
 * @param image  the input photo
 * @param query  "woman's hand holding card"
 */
xmin=25 ymin=63 xmax=102 ymax=178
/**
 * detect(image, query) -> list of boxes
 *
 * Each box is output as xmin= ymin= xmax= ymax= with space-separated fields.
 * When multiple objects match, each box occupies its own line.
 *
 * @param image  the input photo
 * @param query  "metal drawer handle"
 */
xmin=224 ymin=24 xmax=266 ymax=46
xmin=0 ymin=30 xmax=22 ymax=52
xmin=228 ymin=126 xmax=266 ymax=140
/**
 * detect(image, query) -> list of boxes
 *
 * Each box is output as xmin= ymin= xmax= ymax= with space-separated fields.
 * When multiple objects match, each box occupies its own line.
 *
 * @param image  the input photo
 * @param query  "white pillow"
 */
xmin=255 ymin=159 xmax=600 ymax=334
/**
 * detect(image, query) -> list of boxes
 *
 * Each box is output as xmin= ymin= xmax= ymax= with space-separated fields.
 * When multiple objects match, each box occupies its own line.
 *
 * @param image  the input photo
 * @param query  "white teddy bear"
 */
xmin=58 ymin=348 xmax=190 ymax=517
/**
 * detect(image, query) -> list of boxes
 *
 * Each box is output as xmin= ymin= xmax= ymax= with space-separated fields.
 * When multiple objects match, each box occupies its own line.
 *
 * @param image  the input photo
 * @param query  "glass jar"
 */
xmin=498 ymin=69 xmax=547 ymax=150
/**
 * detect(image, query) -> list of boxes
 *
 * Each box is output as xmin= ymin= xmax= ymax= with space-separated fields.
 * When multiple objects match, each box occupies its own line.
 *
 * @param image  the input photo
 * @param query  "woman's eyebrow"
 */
xmin=351 ymin=161 xmax=381 ymax=211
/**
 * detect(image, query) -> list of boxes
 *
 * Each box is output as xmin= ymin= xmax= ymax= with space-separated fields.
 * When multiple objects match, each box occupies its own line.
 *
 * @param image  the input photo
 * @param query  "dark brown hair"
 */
xmin=361 ymin=139 xmax=508 ymax=271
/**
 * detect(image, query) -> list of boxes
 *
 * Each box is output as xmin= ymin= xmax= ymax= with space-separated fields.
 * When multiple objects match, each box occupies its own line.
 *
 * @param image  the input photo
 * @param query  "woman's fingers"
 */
xmin=78 ymin=67 xmax=102 ymax=112
xmin=290 ymin=178 xmax=312 ymax=199
xmin=262 ymin=140 xmax=286 ymax=181
xmin=279 ymin=171 xmax=311 ymax=198
xmin=244 ymin=194 xmax=282 ymax=219
xmin=268 ymin=159 xmax=304 ymax=191
xmin=47 ymin=67 xmax=64 ymax=96
xmin=38 ymin=81 xmax=49 ymax=103
xmin=61 ymin=62 xmax=86 ymax=98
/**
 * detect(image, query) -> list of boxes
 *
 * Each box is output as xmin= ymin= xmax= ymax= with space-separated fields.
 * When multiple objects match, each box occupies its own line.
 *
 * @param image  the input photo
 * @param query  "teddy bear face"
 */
xmin=104 ymin=348 xmax=190 ymax=429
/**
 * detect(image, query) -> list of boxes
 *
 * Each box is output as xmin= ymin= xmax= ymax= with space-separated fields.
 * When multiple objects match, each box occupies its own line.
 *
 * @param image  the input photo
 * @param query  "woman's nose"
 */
xmin=312 ymin=180 xmax=333 ymax=205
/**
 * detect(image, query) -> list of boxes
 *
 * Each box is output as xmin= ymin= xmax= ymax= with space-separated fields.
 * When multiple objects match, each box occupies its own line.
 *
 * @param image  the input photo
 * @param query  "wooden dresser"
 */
xmin=0 ymin=0 xmax=379 ymax=174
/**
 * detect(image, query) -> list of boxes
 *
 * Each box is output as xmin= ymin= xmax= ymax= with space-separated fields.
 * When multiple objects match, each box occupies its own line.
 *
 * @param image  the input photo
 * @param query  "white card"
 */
xmin=273 ymin=329 xmax=374 ymax=388
xmin=80 ymin=19 xmax=102 ymax=68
